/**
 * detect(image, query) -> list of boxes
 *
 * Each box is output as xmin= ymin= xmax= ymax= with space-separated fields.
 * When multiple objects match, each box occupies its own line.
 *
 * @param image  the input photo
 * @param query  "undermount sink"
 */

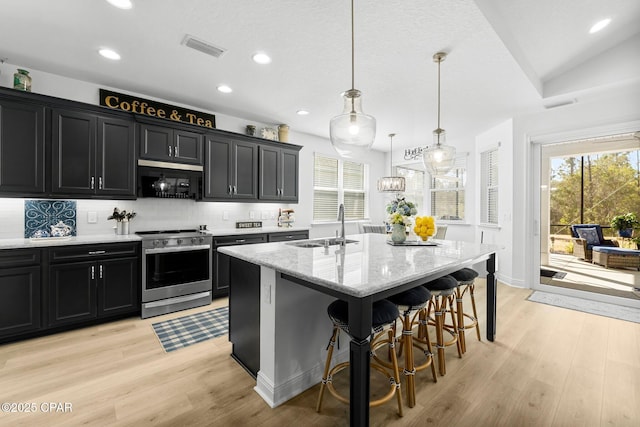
xmin=286 ymin=238 xmax=358 ymax=248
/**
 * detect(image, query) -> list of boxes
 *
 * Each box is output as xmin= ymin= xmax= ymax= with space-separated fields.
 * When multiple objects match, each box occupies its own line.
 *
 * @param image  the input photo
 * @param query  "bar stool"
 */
xmin=373 ymin=286 xmax=437 ymax=408
xmin=419 ymin=275 xmax=462 ymax=376
xmin=316 ymin=299 xmax=404 ymax=417
xmin=450 ymin=268 xmax=481 ymax=354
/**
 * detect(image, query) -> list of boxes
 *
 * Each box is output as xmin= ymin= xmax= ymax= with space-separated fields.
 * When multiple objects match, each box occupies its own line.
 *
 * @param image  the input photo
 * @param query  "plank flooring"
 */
xmin=0 ymin=282 xmax=639 ymax=426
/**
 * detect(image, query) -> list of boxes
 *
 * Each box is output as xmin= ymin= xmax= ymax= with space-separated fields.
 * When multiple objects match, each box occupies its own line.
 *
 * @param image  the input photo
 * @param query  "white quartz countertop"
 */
xmin=218 ymin=233 xmax=500 ymax=298
xmin=0 ymin=234 xmax=142 ymax=250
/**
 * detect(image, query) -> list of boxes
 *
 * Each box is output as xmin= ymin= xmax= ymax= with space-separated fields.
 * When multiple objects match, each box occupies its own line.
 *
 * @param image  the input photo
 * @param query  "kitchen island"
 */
xmin=218 ymin=233 xmax=499 ymax=427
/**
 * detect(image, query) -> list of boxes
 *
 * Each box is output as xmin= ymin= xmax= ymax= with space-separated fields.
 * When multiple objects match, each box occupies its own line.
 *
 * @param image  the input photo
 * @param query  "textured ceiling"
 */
xmin=0 ymin=0 xmax=638 ymax=151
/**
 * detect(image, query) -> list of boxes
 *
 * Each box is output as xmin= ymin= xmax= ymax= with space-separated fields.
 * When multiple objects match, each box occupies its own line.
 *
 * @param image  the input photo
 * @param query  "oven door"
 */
xmin=142 ymin=245 xmax=212 ymax=303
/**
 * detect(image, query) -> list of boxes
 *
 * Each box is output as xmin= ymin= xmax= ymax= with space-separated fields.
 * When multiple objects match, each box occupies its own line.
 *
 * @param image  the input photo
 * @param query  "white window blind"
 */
xmin=396 ymin=166 xmax=424 ymax=214
xmin=313 ymin=153 xmax=367 ymax=221
xmin=481 ymin=148 xmax=499 ymax=224
xmin=429 ymin=156 xmax=466 ymax=221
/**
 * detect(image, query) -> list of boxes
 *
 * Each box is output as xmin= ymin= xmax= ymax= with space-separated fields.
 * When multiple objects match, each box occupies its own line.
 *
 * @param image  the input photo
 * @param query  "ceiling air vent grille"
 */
xmin=182 ymin=34 xmax=226 ymax=58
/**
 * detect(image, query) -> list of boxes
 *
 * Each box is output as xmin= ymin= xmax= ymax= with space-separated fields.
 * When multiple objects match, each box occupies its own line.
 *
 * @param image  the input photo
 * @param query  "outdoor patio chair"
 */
xmin=570 ymin=224 xmax=618 ymax=261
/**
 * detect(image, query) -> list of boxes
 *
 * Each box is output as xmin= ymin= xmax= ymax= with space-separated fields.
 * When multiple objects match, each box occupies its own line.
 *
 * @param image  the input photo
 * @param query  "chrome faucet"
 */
xmin=337 ymin=203 xmax=345 ymax=247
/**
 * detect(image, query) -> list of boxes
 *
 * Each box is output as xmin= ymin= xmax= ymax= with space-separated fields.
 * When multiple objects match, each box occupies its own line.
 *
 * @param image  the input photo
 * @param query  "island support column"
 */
xmin=348 ymin=296 xmax=373 ymax=427
xmin=486 ymin=253 xmax=497 ymax=341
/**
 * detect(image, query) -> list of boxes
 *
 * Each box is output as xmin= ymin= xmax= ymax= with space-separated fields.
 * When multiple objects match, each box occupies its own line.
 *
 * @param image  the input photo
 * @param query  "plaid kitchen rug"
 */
xmin=152 ymin=306 xmax=229 ymax=352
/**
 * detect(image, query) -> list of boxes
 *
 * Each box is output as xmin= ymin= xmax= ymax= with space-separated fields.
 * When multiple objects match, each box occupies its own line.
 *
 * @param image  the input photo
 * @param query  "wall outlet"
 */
xmin=249 ymin=211 xmax=256 ymax=219
xmin=87 ymin=211 xmax=97 ymax=223
xmin=223 ymin=211 xmax=229 ymax=220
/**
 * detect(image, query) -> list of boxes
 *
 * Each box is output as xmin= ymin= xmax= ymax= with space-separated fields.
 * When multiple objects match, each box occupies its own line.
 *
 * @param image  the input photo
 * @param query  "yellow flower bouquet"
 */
xmin=413 ymin=216 xmax=436 ymax=241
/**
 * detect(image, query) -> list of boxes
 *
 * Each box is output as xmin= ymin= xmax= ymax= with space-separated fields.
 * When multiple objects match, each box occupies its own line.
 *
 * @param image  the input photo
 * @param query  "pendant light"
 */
xmin=329 ymin=0 xmax=376 ymax=158
xmin=377 ymin=133 xmax=405 ymax=192
xmin=423 ymin=52 xmax=456 ymax=175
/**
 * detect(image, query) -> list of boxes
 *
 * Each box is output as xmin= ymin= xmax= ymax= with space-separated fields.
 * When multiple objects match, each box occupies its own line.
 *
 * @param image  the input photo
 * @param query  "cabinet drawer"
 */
xmin=213 ymin=234 xmax=267 ymax=247
xmin=268 ymin=231 xmax=309 ymax=242
xmin=0 ymin=249 xmax=40 ymax=268
xmin=49 ymin=243 xmax=139 ymax=263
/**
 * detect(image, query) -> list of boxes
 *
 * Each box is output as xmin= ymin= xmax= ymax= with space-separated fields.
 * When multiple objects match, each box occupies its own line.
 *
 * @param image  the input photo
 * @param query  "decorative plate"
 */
xmin=261 ymin=127 xmax=278 ymax=141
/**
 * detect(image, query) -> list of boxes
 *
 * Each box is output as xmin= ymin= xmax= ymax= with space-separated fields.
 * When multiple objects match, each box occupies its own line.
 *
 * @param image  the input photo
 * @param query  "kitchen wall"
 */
xmin=0 ymin=61 xmax=388 ymax=240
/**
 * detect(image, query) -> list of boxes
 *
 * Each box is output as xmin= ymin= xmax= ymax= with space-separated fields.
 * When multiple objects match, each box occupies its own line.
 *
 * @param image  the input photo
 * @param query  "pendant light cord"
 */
xmin=436 ymin=57 xmax=441 ymax=130
xmin=351 ymin=0 xmax=355 ymax=91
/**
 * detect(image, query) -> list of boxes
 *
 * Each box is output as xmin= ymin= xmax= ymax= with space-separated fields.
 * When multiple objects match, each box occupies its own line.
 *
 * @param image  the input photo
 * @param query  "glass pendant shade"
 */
xmin=330 ymin=89 xmax=376 ymax=158
xmin=377 ymin=176 xmax=406 ymax=192
xmin=422 ymin=133 xmax=455 ymax=176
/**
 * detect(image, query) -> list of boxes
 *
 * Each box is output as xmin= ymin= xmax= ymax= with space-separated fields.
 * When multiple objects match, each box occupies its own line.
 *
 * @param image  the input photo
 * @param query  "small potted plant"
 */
xmin=108 ymin=207 xmax=136 ymax=235
xmin=386 ymin=196 xmax=417 ymax=244
xmin=610 ymin=213 xmax=638 ymax=238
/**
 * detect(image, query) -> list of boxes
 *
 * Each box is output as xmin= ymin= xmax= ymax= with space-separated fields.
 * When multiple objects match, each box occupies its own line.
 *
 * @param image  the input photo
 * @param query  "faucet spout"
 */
xmin=338 ymin=204 xmax=345 ymax=247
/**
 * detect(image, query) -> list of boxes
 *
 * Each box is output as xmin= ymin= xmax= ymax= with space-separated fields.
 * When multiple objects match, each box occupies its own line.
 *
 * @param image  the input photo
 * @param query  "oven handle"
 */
xmin=144 ymin=244 xmax=211 ymax=254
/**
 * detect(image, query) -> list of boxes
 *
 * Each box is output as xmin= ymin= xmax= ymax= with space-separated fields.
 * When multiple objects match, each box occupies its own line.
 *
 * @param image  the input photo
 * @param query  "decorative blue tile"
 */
xmin=24 ymin=200 xmax=77 ymax=238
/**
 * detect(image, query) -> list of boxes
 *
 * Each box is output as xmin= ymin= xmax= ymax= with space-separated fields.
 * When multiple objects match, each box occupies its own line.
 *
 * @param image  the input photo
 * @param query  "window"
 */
xmin=429 ymin=156 xmax=466 ymax=221
xmin=396 ymin=166 xmax=424 ymax=214
xmin=481 ymin=148 xmax=499 ymax=224
xmin=313 ymin=153 xmax=367 ymax=221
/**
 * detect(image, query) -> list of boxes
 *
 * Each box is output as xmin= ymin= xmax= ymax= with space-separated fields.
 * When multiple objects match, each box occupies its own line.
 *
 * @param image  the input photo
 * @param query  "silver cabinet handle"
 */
xmin=168 ymin=145 xmax=173 ymax=157
xmin=90 ymin=176 xmax=95 ymax=189
xmin=98 ymin=176 xmax=103 ymax=190
xmin=175 ymin=145 xmax=179 ymax=157
xmin=235 ymin=239 xmax=246 ymax=243
xmin=99 ymin=264 xmax=103 ymax=279
xmin=233 ymin=185 xmax=237 ymax=194
xmin=228 ymin=185 xmax=232 ymax=194
xmin=91 ymin=265 xmax=95 ymax=280
xmin=88 ymin=250 xmax=106 ymax=255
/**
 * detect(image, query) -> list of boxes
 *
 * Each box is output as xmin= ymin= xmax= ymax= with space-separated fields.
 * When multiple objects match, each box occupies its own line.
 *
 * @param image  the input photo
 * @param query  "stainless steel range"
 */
xmin=137 ymin=229 xmax=213 ymax=319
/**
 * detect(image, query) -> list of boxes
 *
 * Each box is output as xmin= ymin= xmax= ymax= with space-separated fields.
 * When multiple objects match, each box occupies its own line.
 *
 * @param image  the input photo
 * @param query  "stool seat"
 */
xmin=425 ymin=275 xmax=458 ymax=291
xmin=450 ymin=267 xmax=479 ymax=283
xmin=387 ymin=286 xmax=431 ymax=310
xmin=450 ymin=268 xmax=481 ymax=353
xmin=317 ymin=299 xmax=403 ymax=417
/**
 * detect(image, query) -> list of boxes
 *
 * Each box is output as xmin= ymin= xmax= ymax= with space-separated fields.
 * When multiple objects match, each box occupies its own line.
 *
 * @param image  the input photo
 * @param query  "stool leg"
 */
xmin=433 ymin=296 xmax=446 ymax=376
xmin=388 ymin=329 xmax=404 ymax=417
xmin=401 ymin=311 xmax=416 ymax=408
xmin=455 ymin=286 xmax=466 ymax=354
xmin=419 ymin=306 xmax=438 ymax=383
xmin=447 ymin=294 xmax=463 ymax=358
xmin=469 ymin=282 xmax=482 ymax=342
xmin=316 ymin=326 xmax=339 ymax=412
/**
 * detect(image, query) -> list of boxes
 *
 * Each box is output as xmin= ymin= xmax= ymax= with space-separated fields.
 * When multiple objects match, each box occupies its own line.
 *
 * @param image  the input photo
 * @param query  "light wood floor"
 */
xmin=1 ymin=281 xmax=639 ymax=427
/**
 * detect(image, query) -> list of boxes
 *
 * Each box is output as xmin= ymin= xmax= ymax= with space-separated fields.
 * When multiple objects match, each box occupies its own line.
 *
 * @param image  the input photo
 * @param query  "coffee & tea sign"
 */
xmin=99 ymin=89 xmax=216 ymax=129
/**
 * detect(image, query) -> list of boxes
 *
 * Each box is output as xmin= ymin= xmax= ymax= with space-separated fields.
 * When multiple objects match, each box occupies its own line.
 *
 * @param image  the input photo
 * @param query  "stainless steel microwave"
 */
xmin=137 ymin=160 xmax=202 ymax=199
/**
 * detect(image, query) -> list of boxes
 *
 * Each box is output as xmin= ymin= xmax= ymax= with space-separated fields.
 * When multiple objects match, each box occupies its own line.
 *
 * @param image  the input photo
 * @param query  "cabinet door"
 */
xmin=98 ymin=257 xmax=139 ymax=317
xmin=233 ymin=140 xmax=258 ymax=199
xmin=139 ymin=123 xmax=172 ymax=161
xmin=213 ymin=234 xmax=267 ymax=297
xmin=48 ymin=261 xmax=97 ymax=327
xmin=0 ymin=100 xmax=45 ymax=194
xmin=204 ymin=136 xmax=233 ymax=199
xmin=174 ymin=130 xmax=203 ymax=165
xmin=280 ymin=148 xmax=299 ymax=202
xmin=51 ymin=109 xmax=96 ymax=194
xmin=0 ymin=266 xmax=41 ymax=339
xmin=258 ymin=145 xmax=280 ymax=200
xmin=97 ymin=116 xmax=136 ymax=196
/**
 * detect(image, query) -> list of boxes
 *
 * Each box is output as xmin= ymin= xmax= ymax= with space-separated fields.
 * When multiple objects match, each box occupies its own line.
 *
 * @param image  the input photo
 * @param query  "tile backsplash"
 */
xmin=24 ymin=200 xmax=77 ymax=238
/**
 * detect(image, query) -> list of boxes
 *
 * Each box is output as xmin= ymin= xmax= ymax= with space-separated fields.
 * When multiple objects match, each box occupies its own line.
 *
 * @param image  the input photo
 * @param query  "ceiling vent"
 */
xmin=182 ymin=34 xmax=226 ymax=59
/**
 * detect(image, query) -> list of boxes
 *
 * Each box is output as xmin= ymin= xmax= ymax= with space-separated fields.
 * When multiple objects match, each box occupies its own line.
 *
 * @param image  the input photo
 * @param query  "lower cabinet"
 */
xmin=0 ymin=249 xmax=41 ymax=339
xmin=48 ymin=243 xmax=140 ymax=328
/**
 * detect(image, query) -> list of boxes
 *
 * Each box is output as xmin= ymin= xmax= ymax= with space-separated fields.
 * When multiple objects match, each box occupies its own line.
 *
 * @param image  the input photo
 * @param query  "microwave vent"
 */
xmin=182 ymin=34 xmax=226 ymax=58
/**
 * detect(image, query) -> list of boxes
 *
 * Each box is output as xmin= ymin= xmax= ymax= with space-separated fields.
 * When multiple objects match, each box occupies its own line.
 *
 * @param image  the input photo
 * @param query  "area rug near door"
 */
xmin=527 ymin=291 xmax=640 ymax=324
xmin=152 ymin=306 xmax=228 ymax=352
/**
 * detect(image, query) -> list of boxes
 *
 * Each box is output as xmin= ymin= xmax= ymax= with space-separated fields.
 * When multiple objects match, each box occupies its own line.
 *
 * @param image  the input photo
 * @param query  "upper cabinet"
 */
xmin=0 ymin=98 xmax=45 ymax=194
xmin=52 ymin=108 xmax=136 ymax=198
xmin=139 ymin=122 xmax=203 ymax=165
xmin=204 ymin=135 xmax=258 ymax=200
xmin=259 ymin=145 xmax=299 ymax=202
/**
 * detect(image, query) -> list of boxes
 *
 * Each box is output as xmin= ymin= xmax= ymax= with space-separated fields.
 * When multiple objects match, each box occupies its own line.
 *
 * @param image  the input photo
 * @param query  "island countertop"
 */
xmin=218 ymin=233 xmax=500 ymax=298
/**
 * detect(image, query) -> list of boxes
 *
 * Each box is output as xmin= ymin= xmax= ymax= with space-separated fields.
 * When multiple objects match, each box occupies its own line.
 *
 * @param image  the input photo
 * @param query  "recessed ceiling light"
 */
xmin=296 ymin=110 xmax=310 ymax=115
xmin=589 ymin=18 xmax=611 ymax=34
xmin=217 ymin=85 xmax=233 ymax=93
xmin=252 ymin=53 xmax=272 ymax=64
xmin=105 ymin=0 xmax=133 ymax=9
xmin=99 ymin=48 xmax=121 ymax=60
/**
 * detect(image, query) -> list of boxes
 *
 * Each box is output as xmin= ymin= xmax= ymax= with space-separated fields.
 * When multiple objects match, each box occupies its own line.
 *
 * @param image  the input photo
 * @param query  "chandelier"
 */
xmin=377 ymin=133 xmax=406 ymax=192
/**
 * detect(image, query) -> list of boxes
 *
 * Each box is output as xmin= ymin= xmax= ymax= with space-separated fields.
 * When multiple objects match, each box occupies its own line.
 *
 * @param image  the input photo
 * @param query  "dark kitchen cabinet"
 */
xmin=52 ymin=108 xmax=135 ymax=197
xmin=212 ymin=234 xmax=267 ymax=298
xmin=259 ymin=145 xmax=299 ymax=202
xmin=204 ymin=135 xmax=258 ymax=200
xmin=139 ymin=123 xmax=203 ymax=165
xmin=0 ymin=249 xmax=41 ymax=339
xmin=48 ymin=243 xmax=139 ymax=327
xmin=0 ymin=99 xmax=45 ymax=194
xmin=267 ymin=230 xmax=309 ymax=242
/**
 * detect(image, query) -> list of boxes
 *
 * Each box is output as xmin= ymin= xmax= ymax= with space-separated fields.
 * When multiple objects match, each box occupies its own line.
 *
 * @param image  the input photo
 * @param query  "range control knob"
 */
xmin=162 ymin=239 xmax=169 ymax=246
xmin=191 ymin=237 xmax=198 ymax=244
xmin=177 ymin=239 xmax=183 ymax=245
xmin=152 ymin=240 xmax=160 ymax=247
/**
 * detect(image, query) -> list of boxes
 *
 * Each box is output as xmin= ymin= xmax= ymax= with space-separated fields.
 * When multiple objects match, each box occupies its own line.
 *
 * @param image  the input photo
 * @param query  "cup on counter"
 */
xmin=199 ymin=225 xmax=208 ymax=231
